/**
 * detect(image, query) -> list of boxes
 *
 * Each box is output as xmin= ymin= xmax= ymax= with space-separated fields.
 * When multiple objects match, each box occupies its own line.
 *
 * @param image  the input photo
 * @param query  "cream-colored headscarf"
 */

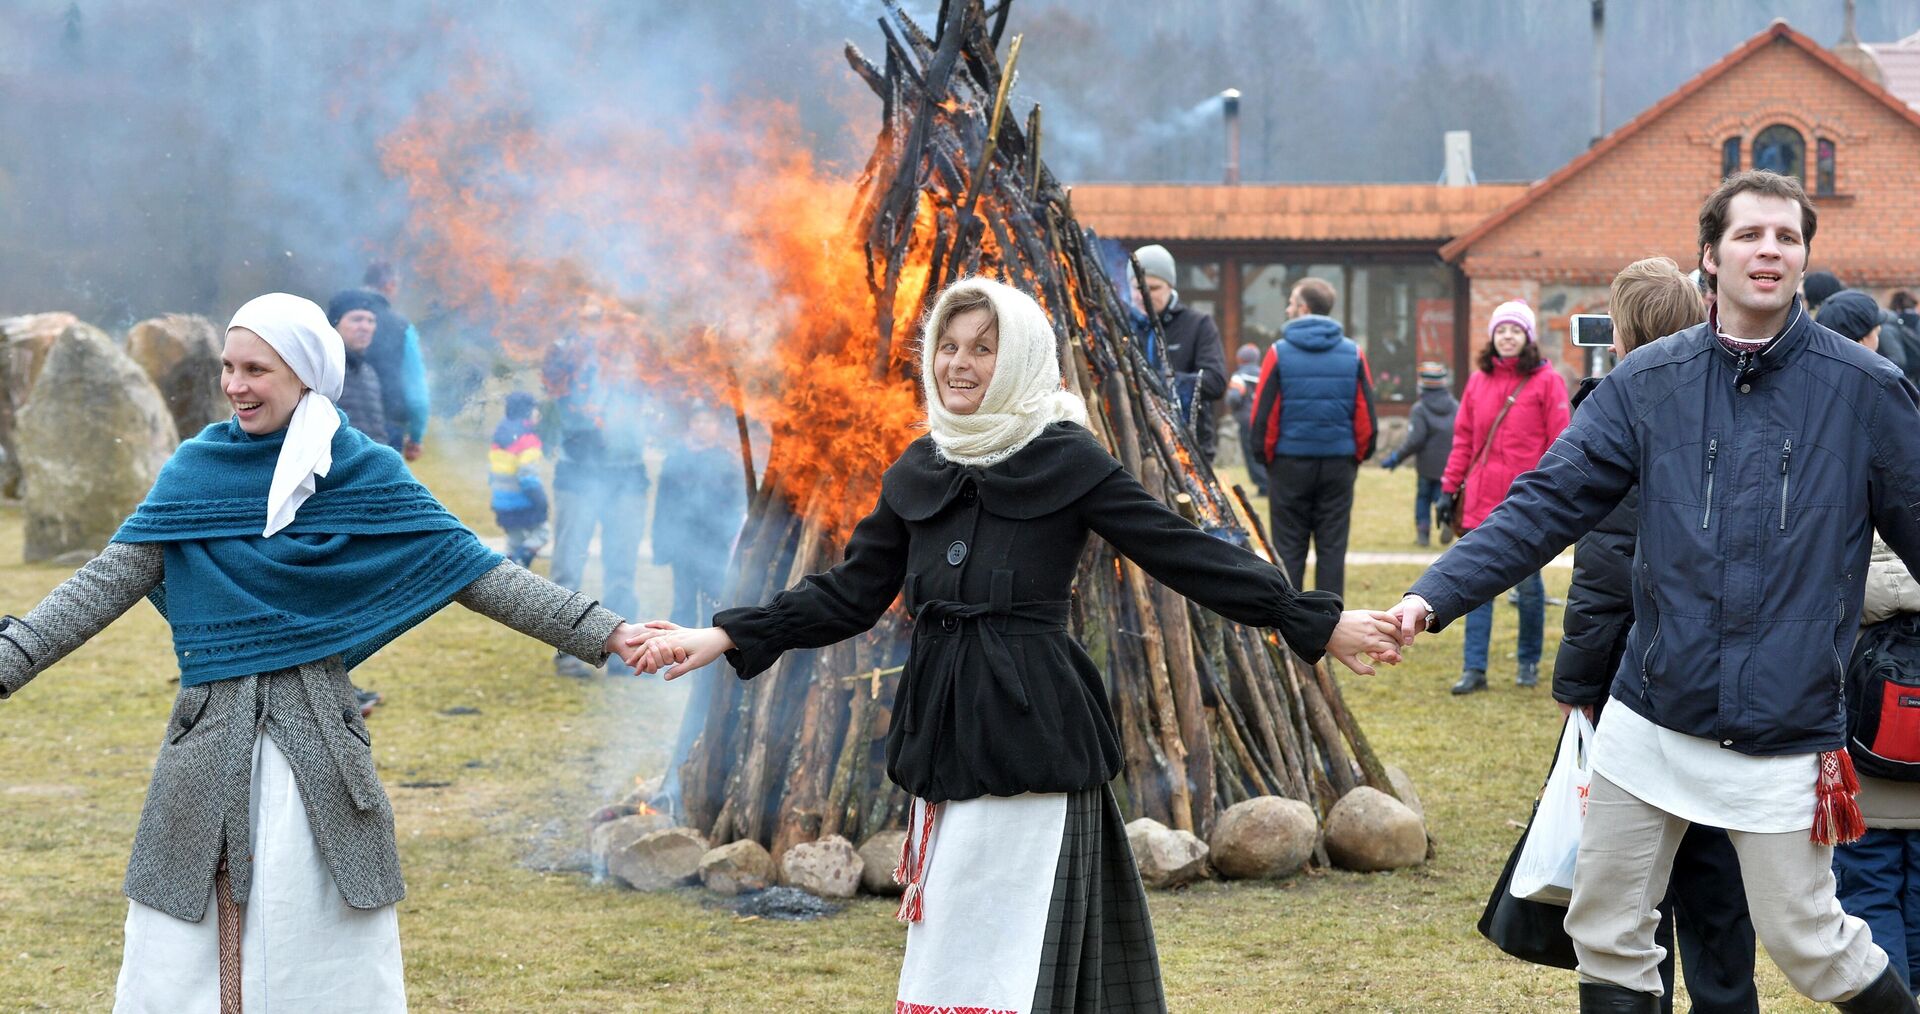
xmin=227 ymin=293 xmax=346 ymax=537
xmin=920 ymin=277 xmax=1087 ymax=467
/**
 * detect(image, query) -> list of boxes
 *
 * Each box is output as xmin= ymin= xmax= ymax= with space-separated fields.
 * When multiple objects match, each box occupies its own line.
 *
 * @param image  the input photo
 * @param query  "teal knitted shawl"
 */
xmin=114 ymin=415 xmax=503 ymax=686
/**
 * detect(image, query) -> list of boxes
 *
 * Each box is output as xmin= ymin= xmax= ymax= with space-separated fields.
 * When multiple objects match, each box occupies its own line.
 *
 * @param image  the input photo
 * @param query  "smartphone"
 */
xmin=1570 ymin=313 xmax=1615 ymax=349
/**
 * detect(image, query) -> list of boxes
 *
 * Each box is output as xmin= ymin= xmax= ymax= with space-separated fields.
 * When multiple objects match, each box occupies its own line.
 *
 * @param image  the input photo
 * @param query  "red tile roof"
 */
xmin=1066 ymin=182 xmax=1529 ymax=244
xmin=1439 ymin=20 xmax=1920 ymax=263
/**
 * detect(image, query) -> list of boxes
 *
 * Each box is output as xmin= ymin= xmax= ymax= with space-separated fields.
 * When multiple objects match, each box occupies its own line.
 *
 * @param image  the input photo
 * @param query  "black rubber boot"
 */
xmin=1579 ymin=982 xmax=1661 ymax=1013
xmin=1516 ymin=663 xmax=1540 ymax=688
xmin=1416 ymin=524 xmax=1431 ymax=548
xmin=1836 ymin=966 xmax=1920 ymax=1013
xmin=1450 ymin=669 xmax=1487 ymax=695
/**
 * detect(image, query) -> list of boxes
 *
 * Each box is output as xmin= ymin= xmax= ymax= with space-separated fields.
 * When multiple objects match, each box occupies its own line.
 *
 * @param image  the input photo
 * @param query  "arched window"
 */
xmin=1721 ymin=136 xmax=1742 ymax=178
xmin=1752 ymin=124 xmax=1806 ymax=181
xmin=1816 ymin=137 xmax=1837 ymax=196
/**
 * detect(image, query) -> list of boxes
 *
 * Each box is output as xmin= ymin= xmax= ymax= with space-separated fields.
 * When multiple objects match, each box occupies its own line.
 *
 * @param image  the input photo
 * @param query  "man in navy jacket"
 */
xmin=1392 ymin=171 xmax=1920 ymax=1012
xmin=1249 ymin=277 xmax=1377 ymax=598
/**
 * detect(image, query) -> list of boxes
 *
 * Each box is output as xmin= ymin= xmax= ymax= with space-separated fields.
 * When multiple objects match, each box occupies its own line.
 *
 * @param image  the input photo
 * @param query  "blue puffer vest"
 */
xmin=1273 ymin=315 xmax=1361 ymax=458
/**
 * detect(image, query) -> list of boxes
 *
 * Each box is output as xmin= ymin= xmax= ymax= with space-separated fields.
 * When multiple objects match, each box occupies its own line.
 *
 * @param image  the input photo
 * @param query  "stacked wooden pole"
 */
xmin=681 ymin=0 xmax=1399 ymax=857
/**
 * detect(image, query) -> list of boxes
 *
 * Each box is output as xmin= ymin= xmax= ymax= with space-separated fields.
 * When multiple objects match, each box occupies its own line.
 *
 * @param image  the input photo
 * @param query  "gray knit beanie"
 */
xmin=1134 ymin=244 xmax=1177 ymax=287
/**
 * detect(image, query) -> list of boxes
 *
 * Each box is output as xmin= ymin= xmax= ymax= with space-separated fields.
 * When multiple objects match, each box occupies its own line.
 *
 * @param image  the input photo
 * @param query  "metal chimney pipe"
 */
xmin=1221 ymin=88 xmax=1241 ymax=185
xmin=1591 ymin=0 xmax=1606 ymax=147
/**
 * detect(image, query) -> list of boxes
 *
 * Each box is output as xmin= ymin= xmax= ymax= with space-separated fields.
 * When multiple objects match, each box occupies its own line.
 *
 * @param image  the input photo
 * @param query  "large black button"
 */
xmin=946 ymin=540 xmax=968 ymax=566
xmin=178 ymin=715 xmax=194 ymax=732
xmin=343 ymin=707 xmax=358 ymax=723
xmin=941 ymin=615 xmax=958 ymax=632
xmin=961 ymin=482 xmax=977 ymax=503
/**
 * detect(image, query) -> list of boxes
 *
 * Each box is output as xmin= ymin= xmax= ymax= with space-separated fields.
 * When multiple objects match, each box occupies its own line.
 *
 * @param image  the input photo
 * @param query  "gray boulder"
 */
xmin=1323 ymin=786 xmax=1427 ymax=872
xmin=1208 ymin=796 xmax=1317 ymax=880
xmin=1125 ymin=817 xmax=1211 ymax=889
xmin=127 ymin=314 xmax=226 ymax=439
xmin=0 ymin=313 xmax=71 ymax=498
xmin=18 ymin=323 xmax=177 ymax=562
xmin=588 ymin=812 xmax=674 ymax=874
xmin=608 ymin=826 xmax=710 ymax=891
xmin=779 ymin=835 xmax=863 ymax=899
xmin=699 ymin=839 xmax=775 ymax=896
xmin=856 ymin=830 xmax=908 ymax=896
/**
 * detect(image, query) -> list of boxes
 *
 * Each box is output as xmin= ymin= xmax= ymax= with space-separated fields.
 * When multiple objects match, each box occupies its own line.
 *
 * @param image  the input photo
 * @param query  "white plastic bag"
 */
xmin=1509 ymin=710 xmax=1596 ymax=906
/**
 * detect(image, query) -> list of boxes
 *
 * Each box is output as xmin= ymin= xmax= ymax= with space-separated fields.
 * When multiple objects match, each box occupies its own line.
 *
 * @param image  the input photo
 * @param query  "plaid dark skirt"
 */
xmin=1030 ymin=786 xmax=1166 ymax=1013
xmin=894 ymin=786 xmax=1165 ymax=1014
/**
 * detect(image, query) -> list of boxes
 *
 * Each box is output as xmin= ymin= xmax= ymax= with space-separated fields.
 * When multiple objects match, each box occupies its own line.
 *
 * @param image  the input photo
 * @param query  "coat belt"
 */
xmin=907 ymin=579 xmax=1069 ymax=733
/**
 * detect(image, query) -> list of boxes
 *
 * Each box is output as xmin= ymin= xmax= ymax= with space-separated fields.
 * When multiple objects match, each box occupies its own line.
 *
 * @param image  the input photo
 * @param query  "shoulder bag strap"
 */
xmin=1459 ymin=392 xmax=1520 ymax=494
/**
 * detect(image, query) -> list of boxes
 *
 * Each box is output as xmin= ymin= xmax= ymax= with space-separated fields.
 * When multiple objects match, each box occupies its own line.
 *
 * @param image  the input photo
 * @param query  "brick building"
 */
xmin=1443 ymin=20 xmax=1920 ymax=381
xmin=1074 ymin=20 xmax=1920 ymax=402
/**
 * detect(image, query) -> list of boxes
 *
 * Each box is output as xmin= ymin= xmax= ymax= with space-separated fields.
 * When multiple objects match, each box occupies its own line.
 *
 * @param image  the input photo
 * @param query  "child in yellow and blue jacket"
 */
xmin=489 ymin=391 xmax=549 ymax=567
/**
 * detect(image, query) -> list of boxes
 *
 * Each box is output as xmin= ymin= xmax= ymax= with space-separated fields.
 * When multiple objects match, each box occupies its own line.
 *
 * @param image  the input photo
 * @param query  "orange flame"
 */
xmin=380 ymin=66 xmax=928 ymax=535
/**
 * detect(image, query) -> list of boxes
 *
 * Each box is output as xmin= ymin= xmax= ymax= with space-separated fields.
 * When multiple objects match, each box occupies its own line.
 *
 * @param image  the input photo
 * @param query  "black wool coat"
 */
xmin=716 ymin=422 xmax=1342 ymax=804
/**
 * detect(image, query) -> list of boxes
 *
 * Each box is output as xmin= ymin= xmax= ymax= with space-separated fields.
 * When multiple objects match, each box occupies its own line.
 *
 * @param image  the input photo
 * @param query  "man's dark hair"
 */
xmin=1893 ymin=290 xmax=1919 ymax=314
xmin=363 ymin=260 xmax=396 ymax=290
xmin=1293 ymin=277 xmax=1337 ymax=316
xmin=1696 ymin=170 xmax=1818 ymax=293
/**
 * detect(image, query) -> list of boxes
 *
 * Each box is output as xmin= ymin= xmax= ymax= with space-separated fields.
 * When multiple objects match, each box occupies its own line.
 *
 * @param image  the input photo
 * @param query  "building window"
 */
xmin=1816 ymin=137 xmax=1837 ymax=196
xmin=1239 ymin=262 xmax=1342 ymax=350
xmin=1721 ymin=136 xmax=1742 ymax=178
xmin=1752 ymin=124 xmax=1806 ymax=181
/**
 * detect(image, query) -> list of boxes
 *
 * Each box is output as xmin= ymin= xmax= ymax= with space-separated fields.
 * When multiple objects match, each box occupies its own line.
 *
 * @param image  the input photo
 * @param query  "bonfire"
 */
xmin=385 ymin=0 xmax=1406 ymax=865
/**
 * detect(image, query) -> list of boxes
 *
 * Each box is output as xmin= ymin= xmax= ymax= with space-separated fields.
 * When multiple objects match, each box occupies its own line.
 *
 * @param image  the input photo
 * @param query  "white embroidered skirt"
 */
xmin=894 ymin=786 xmax=1165 ymax=1014
xmin=113 ymin=733 xmax=406 ymax=1013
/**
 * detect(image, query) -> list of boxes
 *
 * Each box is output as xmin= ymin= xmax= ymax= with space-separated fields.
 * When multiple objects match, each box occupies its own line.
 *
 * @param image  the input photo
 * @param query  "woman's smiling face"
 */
xmin=933 ymin=306 xmax=999 ymax=415
xmin=222 ymin=327 xmax=306 ymax=434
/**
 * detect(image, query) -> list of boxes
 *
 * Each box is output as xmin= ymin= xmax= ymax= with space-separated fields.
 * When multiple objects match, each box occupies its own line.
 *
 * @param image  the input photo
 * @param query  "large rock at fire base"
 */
xmin=1323 ymin=786 xmax=1427 ymax=873
xmin=698 ymin=839 xmax=775 ymax=896
xmin=856 ymin=830 xmax=908 ymax=896
xmin=779 ymin=835 xmax=864 ymax=899
xmin=608 ymin=827 xmax=710 ymax=891
xmin=1125 ymin=818 xmax=1211 ymax=889
xmin=0 ymin=312 xmax=74 ymax=499
xmin=1208 ymin=797 xmax=1317 ymax=881
xmin=588 ymin=811 xmax=675 ymax=873
xmin=127 ymin=314 xmax=226 ymax=439
xmin=17 ymin=323 xmax=178 ymax=563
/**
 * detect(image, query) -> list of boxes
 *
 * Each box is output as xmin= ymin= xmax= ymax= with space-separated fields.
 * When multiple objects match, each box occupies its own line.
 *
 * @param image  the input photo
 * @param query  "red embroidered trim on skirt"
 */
xmin=895 ymin=1003 xmax=1015 ymax=1014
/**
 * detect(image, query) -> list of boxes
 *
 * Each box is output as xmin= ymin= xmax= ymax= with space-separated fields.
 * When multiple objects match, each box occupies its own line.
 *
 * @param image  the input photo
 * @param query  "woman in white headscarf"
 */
xmin=633 ymin=277 xmax=1401 ymax=1012
xmin=0 ymin=293 xmax=653 ymax=1012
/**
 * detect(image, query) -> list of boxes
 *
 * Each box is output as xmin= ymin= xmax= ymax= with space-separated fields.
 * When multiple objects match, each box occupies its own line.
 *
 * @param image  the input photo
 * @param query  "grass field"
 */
xmin=0 ymin=425 xmax=1828 ymax=1011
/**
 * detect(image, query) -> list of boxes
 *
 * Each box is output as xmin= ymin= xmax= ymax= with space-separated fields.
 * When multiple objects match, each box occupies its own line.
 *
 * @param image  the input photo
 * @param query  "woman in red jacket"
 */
xmin=1439 ymin=300 xmax=1570 ymax=694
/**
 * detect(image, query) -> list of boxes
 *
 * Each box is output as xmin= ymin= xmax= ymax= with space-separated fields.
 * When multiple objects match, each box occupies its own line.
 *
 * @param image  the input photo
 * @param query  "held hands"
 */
xmin=624 ymin=621 xmax=736 ymax=680
xmin=1386 ymin=595 xmax=1434 ymax=648
xmin=1326 ymin=610 xmax=1405 ymax=675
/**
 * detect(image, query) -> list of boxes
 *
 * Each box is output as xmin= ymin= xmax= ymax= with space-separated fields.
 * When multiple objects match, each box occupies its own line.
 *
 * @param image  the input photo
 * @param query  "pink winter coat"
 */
xmin=1442 ymin=359 xmax=1571 ymax=531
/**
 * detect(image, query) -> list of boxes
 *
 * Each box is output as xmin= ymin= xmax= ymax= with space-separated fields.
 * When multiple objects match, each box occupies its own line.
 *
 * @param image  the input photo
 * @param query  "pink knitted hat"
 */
xmin=1488 ymin=300 xmax=1537 ymax=344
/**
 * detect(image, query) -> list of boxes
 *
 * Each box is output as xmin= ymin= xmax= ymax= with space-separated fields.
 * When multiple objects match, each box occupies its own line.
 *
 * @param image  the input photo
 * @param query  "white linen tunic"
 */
xmin=1592 ymin=697 xmax=1817 ymax=834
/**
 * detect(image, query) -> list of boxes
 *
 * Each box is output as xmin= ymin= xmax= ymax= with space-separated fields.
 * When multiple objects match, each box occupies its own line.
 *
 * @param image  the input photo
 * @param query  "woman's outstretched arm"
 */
xmin=1078 ymin=468 xmax=1400 ymax=674
xmin=454 ymin=559 xmax=644 ymax=668
xmin=633 ymin=495 xmax=911 ymax=679
xmin=1 ymin=542 xmax=165 ymax=699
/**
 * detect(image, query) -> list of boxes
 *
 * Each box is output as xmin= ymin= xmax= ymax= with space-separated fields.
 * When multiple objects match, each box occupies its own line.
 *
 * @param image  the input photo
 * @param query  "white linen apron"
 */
xmin=113 ymin=733 xmax=406 ymax=1012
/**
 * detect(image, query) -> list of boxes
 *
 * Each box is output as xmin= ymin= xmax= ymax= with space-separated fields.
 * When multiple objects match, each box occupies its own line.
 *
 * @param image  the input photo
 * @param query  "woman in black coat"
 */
xmin=635 ymin=277 xmax=1400 ymax=1013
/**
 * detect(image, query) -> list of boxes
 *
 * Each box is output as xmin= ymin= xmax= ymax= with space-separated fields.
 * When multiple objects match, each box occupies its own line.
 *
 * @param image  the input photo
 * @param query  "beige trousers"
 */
xmin=1564 ymin=772 xmax=1886 ymax=1001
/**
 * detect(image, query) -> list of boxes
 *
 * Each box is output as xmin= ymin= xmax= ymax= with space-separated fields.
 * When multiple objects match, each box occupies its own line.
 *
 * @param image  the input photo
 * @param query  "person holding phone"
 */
xmin=1554 ymin=258 xmax=1758 ymax=1012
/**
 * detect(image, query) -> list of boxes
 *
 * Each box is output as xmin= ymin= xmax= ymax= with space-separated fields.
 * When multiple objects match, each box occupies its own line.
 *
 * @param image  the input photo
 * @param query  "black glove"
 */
xmin=1435 ymin=490 xmax=1457 ymax=523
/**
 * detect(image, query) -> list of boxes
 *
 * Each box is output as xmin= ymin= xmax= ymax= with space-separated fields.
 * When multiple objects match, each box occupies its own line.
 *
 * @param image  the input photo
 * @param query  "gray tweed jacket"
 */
xmin=0 ymin=542 xmax=621 ymax=922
